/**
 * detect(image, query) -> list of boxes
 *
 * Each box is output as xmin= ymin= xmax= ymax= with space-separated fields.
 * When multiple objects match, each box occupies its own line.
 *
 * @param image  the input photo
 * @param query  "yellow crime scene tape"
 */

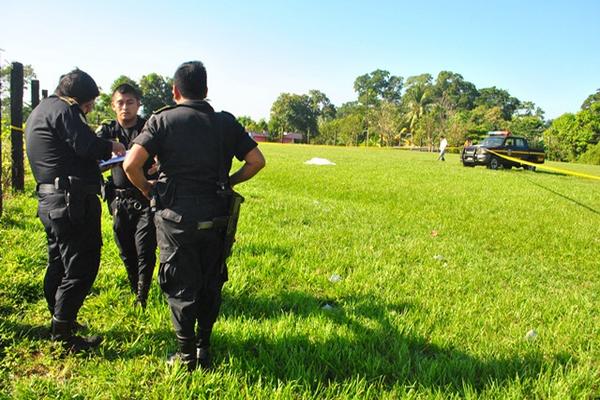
xmin=486 ymin=149 xmax=600 ymax=181
xmin=10 ymin=125 xmax=25 ymax=133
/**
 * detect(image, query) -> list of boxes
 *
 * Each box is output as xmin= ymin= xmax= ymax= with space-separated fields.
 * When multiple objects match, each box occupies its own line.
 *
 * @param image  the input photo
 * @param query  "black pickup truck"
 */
xmin=461 ymin=133 xmax=545 ymax=170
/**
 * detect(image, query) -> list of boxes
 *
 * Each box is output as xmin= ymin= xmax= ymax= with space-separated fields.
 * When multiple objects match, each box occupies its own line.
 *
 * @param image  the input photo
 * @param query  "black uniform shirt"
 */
xmin=132 ymin=100 xmax=257 ymax=194
xmin=25 ymin=95 xmax=113 ymax=185
xmin=96 ymin=116 xmax=156 ymax=188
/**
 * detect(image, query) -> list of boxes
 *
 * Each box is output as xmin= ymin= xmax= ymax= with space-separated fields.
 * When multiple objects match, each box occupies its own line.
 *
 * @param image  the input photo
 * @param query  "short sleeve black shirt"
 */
xmin=132 ymin=100 xmax=257 ymax=194
xmin=96 ymin=116 xmax=156 ymax=188
xmin=25 ymin=96 xmax=113 ymax=185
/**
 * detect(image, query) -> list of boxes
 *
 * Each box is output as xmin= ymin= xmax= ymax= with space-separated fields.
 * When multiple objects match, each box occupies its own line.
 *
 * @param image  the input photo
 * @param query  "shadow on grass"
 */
xmin=0 ymin=289 xmax=569 ymax=396
xmin=0 ymin=320 xmax=50 ymax=362
xmin=0 ymin=280 xmax=44 ymax=314
xmin=0 ymin=316 xmax=175 ymax=362
xmin=0 ymin=321 xmax=50 ymax=342
xmin=523 ymin=175 xmax=600 ymax=215
xmin=217 ymin=289 xmax=566 ymax=395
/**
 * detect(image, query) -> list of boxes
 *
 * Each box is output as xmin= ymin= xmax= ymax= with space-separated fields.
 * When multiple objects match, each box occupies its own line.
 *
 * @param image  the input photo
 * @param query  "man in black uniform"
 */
xmin=25 ymin=69 xmax=126 ymax=352
xmin=97 ymin=84 xmax=157 ymax=307
xmin=124 ymin=61 xmax=265 ymax=370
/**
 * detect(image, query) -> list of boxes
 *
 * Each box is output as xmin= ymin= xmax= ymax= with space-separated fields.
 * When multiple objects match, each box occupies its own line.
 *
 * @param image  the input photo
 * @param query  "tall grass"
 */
xmin=0 ymin=143 xmax=598 ymax=399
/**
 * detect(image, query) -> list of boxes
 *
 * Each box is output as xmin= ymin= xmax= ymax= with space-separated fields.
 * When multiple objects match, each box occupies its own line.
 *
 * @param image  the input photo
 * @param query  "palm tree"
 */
xmin=405 ymin=83 xmax=433 ymax=134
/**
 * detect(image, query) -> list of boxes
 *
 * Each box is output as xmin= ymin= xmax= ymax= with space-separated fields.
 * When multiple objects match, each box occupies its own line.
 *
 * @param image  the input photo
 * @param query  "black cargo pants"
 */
xmin=110 ymin=193 xmax=157 ymax=292
xmin=37 ymin=192 xmax=102 ymax=322
xmin=154 ymin=196 xmax=228 ymax=346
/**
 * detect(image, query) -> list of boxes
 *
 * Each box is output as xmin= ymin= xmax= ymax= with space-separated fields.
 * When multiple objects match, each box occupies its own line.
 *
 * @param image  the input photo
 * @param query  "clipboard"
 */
xmin=99 ymin=153 xmax=127 ymax=172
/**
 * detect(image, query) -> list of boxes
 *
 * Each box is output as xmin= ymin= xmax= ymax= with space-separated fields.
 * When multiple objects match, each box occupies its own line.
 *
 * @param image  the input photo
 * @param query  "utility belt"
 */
xmin=113 ymin=187 xmax=148 ymax=213
xmin=115 ymin=187 xmax=144 ymax=200
xmin=151 ymin=180 xmax=244 ymax=270
xmin=155 ymin=208 xmax=229 ymax=230
xmin=37 ymin=177 xmax=100 ymax=224
xmin=37 ymin=177 xmax=100 ymax=196
xmin=150 ymin=181 xmax=222 ymax=212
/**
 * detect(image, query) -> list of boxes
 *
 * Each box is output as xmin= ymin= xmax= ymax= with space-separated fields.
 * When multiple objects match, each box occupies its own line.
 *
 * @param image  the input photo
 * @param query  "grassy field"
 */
xmin=0 ymin=143 xmax=599 ymax=399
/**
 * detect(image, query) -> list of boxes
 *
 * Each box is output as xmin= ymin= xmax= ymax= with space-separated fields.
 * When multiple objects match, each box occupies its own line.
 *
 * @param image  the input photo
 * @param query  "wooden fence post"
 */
xmin=31 ymin=79 xmax=40 ymax=109
xmin=11 ymin=62 xmax=24 ymax=192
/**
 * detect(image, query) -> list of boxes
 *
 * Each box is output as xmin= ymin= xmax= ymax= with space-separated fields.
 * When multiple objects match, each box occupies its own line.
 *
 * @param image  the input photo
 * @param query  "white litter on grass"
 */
xmin=329 ymin=274 xmax=342 ymax=283
xmin=304 ymin=157 xmax=336 ymax=165
xmin=433 ymin=255 xmax=445 ymax=261
xmin=525 ymin=329 xmax=538 ymax=341
xmin=321 ymin=303 xmax=335 ymax=311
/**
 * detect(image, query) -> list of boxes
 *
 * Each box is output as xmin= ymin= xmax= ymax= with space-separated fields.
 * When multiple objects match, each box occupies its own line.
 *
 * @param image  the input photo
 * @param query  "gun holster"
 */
xmin=101 ymin=176 xmax=116 ymax=202
xmin=150 ymin=183 xmax=164 ymax=213
xmin=220 ymin=190 xmax=245 ymax=267
xmin=54 ymin=176 xmax=86 ymax=225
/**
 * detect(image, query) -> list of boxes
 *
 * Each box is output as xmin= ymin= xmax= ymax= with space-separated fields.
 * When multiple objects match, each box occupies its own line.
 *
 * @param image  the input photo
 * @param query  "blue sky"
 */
xmin=2 ymin=0 xmax=599 ymax=121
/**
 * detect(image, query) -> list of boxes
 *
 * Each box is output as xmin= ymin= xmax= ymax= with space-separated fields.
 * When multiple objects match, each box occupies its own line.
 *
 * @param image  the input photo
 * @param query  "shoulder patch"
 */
xmin=58 ymin=96 xmax=78 ymax=106
xmin=153 ymin=104 xmax=178 ymax=115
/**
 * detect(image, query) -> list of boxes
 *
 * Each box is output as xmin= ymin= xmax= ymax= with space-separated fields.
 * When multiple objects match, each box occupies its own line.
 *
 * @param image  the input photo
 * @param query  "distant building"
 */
xmin=248 ymin=131 xmax=304 ymax=144
xmin=248 ymin=132 xmax=269 ymax=142
xmin=281 ymin=132 xmax=303 ymax=144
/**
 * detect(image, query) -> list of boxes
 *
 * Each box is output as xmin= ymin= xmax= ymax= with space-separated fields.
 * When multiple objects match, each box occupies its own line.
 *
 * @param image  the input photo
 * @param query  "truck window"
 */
xmin=505 ymin=138 xmax=514 ymax=147
xmin=481 ymin=137 xmax=504 ymax=147
xmin=515 ymin=138 xmax=526 ymax=148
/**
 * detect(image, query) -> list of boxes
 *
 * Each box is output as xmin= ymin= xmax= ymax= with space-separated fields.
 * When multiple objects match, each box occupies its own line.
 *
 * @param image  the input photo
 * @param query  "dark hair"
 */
xmin=54 ymin=69 xmax=99 ymax=104
xmin=173 ymin=61 xmax=207 ymax=100
xmin=112 ymin=83 xmax=141 ymax=100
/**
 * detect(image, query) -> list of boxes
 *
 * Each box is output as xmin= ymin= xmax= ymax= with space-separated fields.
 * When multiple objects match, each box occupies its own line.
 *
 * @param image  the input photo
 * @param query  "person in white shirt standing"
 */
xmin=438 ymin=135 xmax=448 ymax=161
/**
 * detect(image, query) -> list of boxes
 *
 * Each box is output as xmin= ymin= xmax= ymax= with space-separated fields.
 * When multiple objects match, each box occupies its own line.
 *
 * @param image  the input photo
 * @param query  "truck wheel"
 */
xmin=524 ymin=165 xmax=536 ymax=171
xmin=488 ymin=157 xmax=501 ymax=170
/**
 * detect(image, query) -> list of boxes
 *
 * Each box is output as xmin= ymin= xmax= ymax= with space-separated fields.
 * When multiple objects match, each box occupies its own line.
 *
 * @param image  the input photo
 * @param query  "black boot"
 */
xmin=197 ymin=346 xmax=212 ymax=370
xmin=136 ymin=280 xmax=150 ymax=309
xmin=196 ymin=329 xmax=213 ymax=370
xmin=167 ymin=336 xmax=197 ymax=371
xmin=51 ymin=318 xmax=102 ymax=353
xmin=48 ymin=319 xmax=87 ymax=336
xmin=127 ymin=272 xmax=138 ymax=295
xmin=72 ymin=320 xmax=87 ymax=332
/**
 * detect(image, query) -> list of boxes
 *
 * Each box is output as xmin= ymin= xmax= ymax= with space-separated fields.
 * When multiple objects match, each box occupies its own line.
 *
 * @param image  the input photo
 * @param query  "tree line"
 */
xmin=1 ymin=65 xmax=599 ymax=163
xmin=256 ymin=69 xmax=600 ymax=163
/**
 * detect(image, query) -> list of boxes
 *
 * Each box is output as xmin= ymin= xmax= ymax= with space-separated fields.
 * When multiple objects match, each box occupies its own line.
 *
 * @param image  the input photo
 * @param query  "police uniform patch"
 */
xmin=58 ymin=96 xmax=78 ymax=106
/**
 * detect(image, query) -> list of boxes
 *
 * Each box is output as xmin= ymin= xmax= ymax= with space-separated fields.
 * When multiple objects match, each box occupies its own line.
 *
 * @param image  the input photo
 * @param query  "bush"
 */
xmin=578 ymin=142 xmax=600 ymax=165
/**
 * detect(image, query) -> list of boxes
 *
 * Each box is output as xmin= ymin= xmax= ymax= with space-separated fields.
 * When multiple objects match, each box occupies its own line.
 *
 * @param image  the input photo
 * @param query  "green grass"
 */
xmin=1 ymin=143 xmax=599 ymax=399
